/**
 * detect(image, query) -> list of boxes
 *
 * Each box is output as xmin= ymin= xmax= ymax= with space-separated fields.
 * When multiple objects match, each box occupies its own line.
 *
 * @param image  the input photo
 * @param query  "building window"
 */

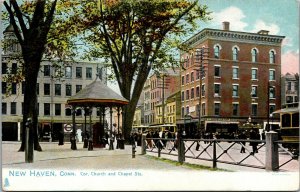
xmin=214 ymin=66 xmax=220 ymax=77
xmin=269 ymin=87 xmax=275 ymax=98
xmin=76 ymin=85 xmax=82 ymax=93
xmin=65 ymin=107 xmax=72 ymax=116
xmin=196 ymin=71 xmax=200 ymax=80
xmin=191 ymin=88 xmax=195 ymax=99
xmin=232 ymin=67 xmax=239 ymax=79
xmin=191 ymin=72 xmax=194 ymax=82
xmin=12 ymin=83 xmax=17 ymax=94
xmin=269 ymin=70 xmax=275 ymax=80
xmin=2 ymin=82 xmax=7 ymax=94
xmin=181 ymin=76 xmax=184 ymax=85
xmin=232 ymin=85 xmax=239 ymax=97
xmin=295 ymin=96 xmax=298 ymax=102
xmin=55 ymin=84 xmax=61 ymax=96
xmin=44 ymin=83 xmax=50 ymax=95
xmin=251 ymin=48 xmax=258 ymax=62
xmin=181 ymin=107 xmax=185 ymax=118
xmin=186 ymin=90 xmax=190 ymax=100
xmin=44 ymin=103 xmax=50 ymax=116
xmin=44 ymin=65 xmax=51 ymax=77
xmin=214 ymin=103 xmax=220 ymax=116
xmin=251 ymin=86 xmax=258 ymax=97
xmin=76 ymin=67 xmax=82 ymax=78
xmin=270 ymin=104 xmax=276 ymax=114
xmin=186 ymin=106 xmax=189 ymax=115
xmin=269 ymin=50 xmax=275 ymax=64
xmin=11 ymin=102 xmax=17 ymax=115
xmin=251 ymin=104 xmax=258 ymax=116
xmin=252 ymin=69 xmax=258 ymax=80
xmin=214 ymin=45 xmax=220 ymax=59
xmin=286 ymin=96 xmax=293 ymax=103
xmin=233 ymin=103 xmax=239 ymax=116
xmin=233 ymin=47 xmax=238 ymax=61
xmin=202 ymin=103 xmax=206 ymax=116
xmin=55 ymin=104 xmax=61 ymax=116
xmin=66 ymin=84 xmax=72 ymax=96
xmin=201 ymin=84 xmax=205 ymax=96
xmin=2 ymin=103 xmax=7 ymax=114
xmin=185 ymin=74 xmax=189 ymax=84
xmin=287 ymin=82 xmax=292 ymax=90
xmin=2 ymin=63 xmax=7 ymax=74
xmin=86 ymin=67 xmax=92 ymax=79
xmin=214 ymin=84 xmax=220 ymax=96
xmin=65 ymin=66 xmax=72 ymax=79
xmin=196 ymin=87 xmax=200 ymax=97
xmin=12 ymin=63 xmax=17 ymax=74
xmin=36 ymin=83 xmax=39 ymax=95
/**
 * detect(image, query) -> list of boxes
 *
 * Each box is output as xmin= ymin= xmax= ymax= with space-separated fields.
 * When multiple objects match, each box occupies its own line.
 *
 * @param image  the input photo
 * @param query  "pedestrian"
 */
xmin=58 ymin=129 xmax=64 ymax=145
xmin=249 ymin=129 xmax=258 ymax=154
xmin=238 ymin=131 xmax=247 ymax=153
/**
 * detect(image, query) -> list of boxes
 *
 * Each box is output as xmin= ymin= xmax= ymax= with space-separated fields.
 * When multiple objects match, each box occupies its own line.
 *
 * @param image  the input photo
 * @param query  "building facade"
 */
xmin=145 ymin=68 xmax=180 ymax=125
xmin=281 ymin=73 xmax=299 ymax=105
xmin=1 ymin=25 xmax=107 ymax=141
xmin=180 ymin=22 xmax=285 ymax=136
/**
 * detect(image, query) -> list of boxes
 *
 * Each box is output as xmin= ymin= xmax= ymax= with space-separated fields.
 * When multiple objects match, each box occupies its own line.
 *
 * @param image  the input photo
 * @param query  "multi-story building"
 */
xmin=147 ymin=68 xmax=180 ymax=125
xmin=1 ymin=24 xmax=107 ymax=141
xmin=143 ymin=79 xmax=151 ymax=126
xmin=179 ymin=21 xmax=285 ymax=136
xmin=281 ymin=73 xmax=299 ymax=105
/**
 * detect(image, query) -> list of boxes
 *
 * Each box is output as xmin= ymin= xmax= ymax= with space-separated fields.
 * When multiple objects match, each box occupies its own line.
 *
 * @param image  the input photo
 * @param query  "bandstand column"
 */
xmin=71 ymin=107 xmax=77 ymax=150
xmin=109 ymin=106 xmax=114 ymax=150
xmin=83 ymin=107 xmax=88 ymax=148
xmin=88 ymin=107 xmax=93 ymax=151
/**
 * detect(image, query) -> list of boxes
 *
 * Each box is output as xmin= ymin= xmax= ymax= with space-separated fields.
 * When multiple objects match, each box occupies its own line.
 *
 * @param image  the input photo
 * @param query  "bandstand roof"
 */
xmin=67 ymin=77 xmax=129 ymax=107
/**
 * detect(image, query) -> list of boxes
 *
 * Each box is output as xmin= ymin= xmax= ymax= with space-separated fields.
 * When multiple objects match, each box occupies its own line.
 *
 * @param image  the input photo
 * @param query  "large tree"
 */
xmin=3 ymin=0 xmax=58 ymax=151
xmin=66 ymin=0 xmax=210 ymax=142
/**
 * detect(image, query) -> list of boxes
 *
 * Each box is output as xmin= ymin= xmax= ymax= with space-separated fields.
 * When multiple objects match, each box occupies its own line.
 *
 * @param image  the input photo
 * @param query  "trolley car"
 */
xmin=273 ymin=102 xmax=299 ymax=155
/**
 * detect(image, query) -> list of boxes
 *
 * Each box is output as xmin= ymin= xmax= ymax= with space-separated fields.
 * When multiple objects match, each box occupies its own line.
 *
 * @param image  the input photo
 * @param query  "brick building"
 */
xmin=179 ymin=22 xmax=285 ymax=137
xmin=143 ymin=68 xmax=180 ymax=126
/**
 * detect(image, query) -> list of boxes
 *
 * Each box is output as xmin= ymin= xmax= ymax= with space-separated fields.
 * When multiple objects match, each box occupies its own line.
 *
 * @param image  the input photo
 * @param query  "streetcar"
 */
xmin=273 ymin=102 xmax=299 ymax=155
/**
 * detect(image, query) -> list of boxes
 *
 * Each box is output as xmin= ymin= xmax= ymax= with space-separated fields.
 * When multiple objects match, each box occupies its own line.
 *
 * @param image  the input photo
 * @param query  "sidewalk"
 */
xmin=2 ymin=142 xmax=299 ymax=191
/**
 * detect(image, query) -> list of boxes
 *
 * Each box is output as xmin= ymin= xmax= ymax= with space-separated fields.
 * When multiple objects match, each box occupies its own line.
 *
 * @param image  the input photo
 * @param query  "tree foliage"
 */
xmin=60 ymin=0 xmax=211 ymax=140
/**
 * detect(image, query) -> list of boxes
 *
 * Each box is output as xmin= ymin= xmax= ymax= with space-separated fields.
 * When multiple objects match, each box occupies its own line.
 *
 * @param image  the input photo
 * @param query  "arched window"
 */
xmin=269 ymin=50 xmax=275 ymax=64
xmin=251 ymin=48 xmax=258 ymax=62
xmin=232 ymin=47 xmax=238 ymax=61
xmin=214 ymin=45 xmax=220 ymax=59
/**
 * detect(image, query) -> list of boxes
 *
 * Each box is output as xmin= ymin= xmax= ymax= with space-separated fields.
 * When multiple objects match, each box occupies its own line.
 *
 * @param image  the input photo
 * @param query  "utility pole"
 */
xmin=195 ymin=47 xmax=207 ymax=134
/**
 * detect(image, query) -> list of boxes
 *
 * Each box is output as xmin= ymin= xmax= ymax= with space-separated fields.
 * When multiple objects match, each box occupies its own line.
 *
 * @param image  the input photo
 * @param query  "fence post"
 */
xmin=265 ymin=131 xmax=279 ymax=171
xmin=178 ymin=136 xmax=185 ymax=164
xmin=212 ymin=140 xmax=217 ymax=168
xmin=25 ymin=118 xmax=34 ymax=163
xmin=158 ymin=139 xmax=161 ymax=158
xmin=141 ymin=134 xmax=146 ymax=155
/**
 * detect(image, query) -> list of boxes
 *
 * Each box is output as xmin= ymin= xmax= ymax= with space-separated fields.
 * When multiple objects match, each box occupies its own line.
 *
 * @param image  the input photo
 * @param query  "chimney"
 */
xmin=257 ymin=30 xmax=269 ymax=35
xmin=222 ymin=21 xmax=230 ymax=31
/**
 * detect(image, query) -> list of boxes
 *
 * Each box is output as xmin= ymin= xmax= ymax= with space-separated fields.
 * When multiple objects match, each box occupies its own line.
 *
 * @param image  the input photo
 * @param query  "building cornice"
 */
xmin=184 ymin=28 xmax=285 ymax=47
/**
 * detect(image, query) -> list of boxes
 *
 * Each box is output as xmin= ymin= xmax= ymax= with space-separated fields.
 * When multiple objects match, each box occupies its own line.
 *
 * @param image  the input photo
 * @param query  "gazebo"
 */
xmin=67 ymin=76 xmax=129 ymax=151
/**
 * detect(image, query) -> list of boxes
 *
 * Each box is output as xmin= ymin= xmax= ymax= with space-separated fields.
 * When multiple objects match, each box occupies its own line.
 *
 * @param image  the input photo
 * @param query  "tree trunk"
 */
xmin=18 ymin=61 xmax=42 ymax=152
